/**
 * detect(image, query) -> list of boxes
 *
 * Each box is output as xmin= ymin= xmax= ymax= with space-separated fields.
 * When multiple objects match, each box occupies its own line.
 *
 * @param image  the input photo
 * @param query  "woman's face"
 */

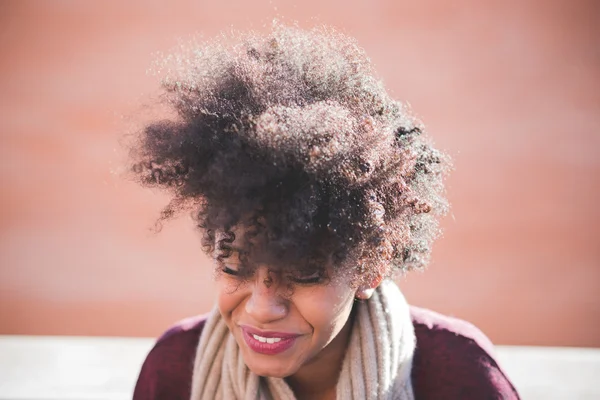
xmin=215 ymin=254 xmax=358 ymax=379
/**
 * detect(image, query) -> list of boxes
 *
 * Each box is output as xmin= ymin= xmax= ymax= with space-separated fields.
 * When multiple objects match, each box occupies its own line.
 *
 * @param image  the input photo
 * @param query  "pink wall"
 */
xmin=1 ymin=0 xmax=599 ymax=346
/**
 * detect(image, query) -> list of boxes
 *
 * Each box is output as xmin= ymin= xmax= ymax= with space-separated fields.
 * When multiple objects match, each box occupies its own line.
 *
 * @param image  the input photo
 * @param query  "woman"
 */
xmin=131 ymin=24 xmax=519 ymax=399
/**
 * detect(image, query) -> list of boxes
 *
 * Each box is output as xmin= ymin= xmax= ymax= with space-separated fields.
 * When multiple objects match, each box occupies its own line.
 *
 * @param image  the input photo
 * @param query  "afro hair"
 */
xmin=129 ymin=23 xmax=450 ymax=286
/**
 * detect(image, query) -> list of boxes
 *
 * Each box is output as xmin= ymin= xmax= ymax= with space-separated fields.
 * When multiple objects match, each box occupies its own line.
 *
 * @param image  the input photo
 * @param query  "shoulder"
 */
xmin=410 ymin=306 xmax=520 ymax=399
xmin=133 ymin=314 xmax=209 ymax=400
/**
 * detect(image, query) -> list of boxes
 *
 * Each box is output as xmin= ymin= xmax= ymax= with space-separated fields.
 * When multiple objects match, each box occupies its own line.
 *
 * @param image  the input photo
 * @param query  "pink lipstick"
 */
xmin=240 ymin=325 xmax=300 ymax=355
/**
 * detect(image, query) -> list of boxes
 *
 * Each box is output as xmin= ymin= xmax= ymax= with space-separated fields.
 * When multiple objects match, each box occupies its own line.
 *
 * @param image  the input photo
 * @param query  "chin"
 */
xmin=243 ymin=356 xmax=296 ymax=378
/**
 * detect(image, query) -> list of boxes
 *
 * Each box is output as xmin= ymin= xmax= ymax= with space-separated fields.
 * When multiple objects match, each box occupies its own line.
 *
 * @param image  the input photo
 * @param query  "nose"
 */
xmin=245 ymin=267 xmax=287 ymax=324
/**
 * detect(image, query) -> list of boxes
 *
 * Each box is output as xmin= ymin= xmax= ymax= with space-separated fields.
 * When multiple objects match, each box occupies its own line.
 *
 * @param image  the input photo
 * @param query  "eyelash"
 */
xmin=221 ymin=266 xmax=240 ymax=276
xmin=289 ymin=274 xmax=323 ymax=285
xmin=221 ymin=266 xmax=324 ymax=285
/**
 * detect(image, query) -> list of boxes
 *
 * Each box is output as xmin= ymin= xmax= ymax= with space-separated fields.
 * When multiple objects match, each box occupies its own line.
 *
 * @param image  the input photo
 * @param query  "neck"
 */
xmin=285 ymin=306 xmax=357 ymax=400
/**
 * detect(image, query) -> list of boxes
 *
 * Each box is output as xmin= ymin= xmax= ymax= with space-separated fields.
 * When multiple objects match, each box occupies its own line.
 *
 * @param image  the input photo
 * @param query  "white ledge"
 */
xmin=0 ymin=336 xmax=599 ymax=399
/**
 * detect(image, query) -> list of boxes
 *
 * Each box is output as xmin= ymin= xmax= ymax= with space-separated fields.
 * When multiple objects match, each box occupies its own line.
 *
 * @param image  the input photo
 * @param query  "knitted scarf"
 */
xmin=189 ymin=280 xmax=416 ymax=400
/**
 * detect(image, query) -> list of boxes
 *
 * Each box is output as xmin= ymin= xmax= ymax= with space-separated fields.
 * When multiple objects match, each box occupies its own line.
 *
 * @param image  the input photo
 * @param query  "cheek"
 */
xmin=298 ymin=288 xmax=355 ymax=338
xmin=216 ymin=279 xmax=246 ymax=321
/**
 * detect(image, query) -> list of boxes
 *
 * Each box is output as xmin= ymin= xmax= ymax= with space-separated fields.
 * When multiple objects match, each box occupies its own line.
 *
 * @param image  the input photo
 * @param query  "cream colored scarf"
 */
xmin=189 ymin=280 xmax=415 ymax=400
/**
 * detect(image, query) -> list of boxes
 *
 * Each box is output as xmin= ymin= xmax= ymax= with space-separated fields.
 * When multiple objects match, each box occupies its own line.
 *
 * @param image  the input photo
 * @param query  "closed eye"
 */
xmin=221 ymin=265 xmax=240 ymax=276
xmin=289 ymin=271 xmax=325 ymax=285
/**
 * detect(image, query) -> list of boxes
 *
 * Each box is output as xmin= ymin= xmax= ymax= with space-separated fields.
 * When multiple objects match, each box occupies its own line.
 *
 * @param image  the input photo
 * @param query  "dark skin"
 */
xmin=284 ymin=308 xmax=355 ymax=400
xmin=215 ymin=227 xmax=381 ymax=398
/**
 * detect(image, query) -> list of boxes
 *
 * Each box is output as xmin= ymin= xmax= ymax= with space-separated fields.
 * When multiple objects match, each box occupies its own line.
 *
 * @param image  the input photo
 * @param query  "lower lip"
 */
xmin=241 ymin=329 xmax=298 ymax=355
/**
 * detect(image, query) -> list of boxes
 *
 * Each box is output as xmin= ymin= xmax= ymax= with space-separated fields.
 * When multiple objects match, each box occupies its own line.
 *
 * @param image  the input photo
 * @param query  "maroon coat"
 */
xmin=134 ymin=306 xmax=520 ymax=399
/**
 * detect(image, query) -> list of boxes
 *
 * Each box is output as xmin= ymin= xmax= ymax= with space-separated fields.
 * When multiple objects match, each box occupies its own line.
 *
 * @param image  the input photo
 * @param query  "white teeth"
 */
xmin=252 ymin=334 xmax=282 ymax=344
xmin=253 ymin=334 xmax=267 ymax=343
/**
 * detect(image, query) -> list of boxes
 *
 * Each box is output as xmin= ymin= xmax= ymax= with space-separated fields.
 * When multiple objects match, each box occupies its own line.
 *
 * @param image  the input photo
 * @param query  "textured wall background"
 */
xmin=1 ymin=0 xmax=599 ymax=346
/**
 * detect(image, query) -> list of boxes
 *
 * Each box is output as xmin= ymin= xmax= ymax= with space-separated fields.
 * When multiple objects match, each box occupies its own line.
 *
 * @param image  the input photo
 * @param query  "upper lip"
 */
xmin=240 ymin=325 xmax=301 ymax=339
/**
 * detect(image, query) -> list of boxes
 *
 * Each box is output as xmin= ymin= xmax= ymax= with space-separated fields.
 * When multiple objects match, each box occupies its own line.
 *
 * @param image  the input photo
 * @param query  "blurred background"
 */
xmin=0 ymin=0 xmax=598 ymax=348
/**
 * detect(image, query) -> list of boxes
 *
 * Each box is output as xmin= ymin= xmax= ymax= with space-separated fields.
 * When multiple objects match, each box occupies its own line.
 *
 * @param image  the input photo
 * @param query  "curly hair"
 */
xmin=129 ymin=23 xmax=449 ymax=286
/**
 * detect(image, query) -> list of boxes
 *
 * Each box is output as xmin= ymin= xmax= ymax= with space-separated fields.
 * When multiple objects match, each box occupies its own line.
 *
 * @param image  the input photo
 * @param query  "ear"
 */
xmin=355 ymin=274 xmax=384 ymax=300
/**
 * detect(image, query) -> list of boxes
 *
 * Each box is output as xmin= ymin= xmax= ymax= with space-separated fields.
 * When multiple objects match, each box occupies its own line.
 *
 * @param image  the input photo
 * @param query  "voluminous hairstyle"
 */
xmin=129 ymin=23 xmax=449 ymax=286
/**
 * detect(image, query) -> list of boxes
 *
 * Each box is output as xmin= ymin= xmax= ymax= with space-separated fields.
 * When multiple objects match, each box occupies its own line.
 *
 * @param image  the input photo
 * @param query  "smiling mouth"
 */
xmin=240 ymin=327 xmax=300 ymax=355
